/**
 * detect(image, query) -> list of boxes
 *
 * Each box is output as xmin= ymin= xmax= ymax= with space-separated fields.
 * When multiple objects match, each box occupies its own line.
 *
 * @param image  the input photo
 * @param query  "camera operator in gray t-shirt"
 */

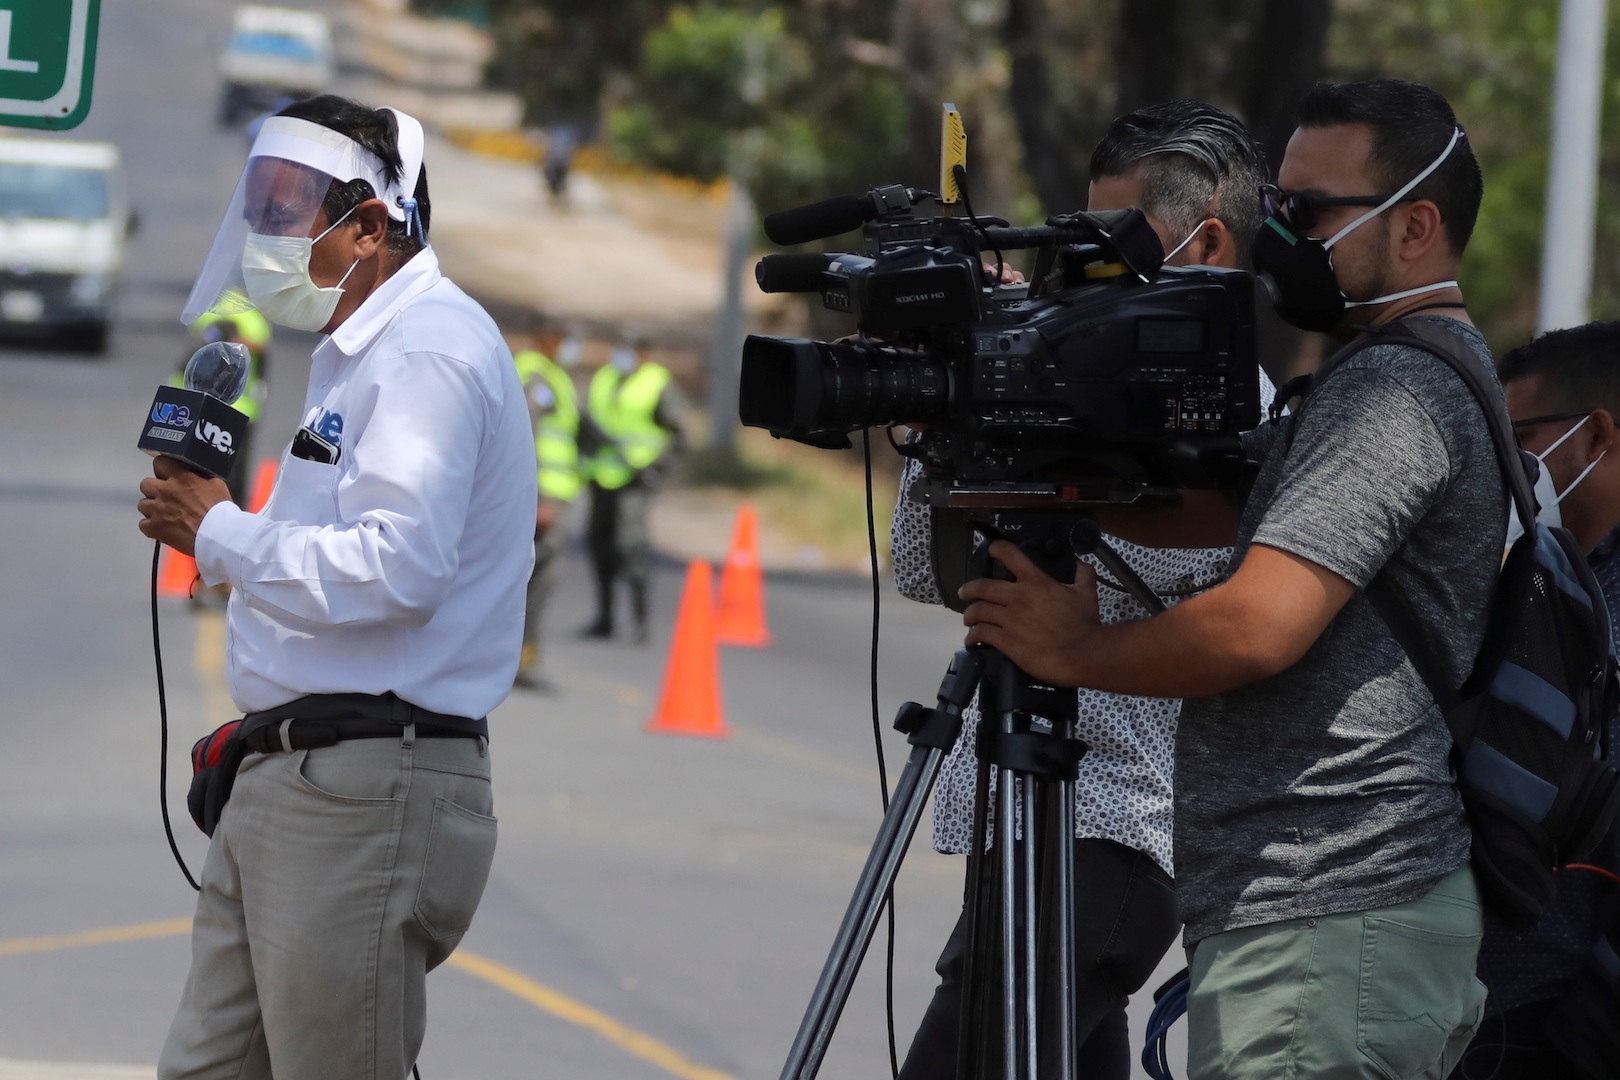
xmin=962 ymin=79 xmax=1504 ymax=1080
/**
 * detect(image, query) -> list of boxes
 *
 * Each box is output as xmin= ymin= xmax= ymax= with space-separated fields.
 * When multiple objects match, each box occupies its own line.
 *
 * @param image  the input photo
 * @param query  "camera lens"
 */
xmin=740 ymin=335 xmax=952 ymax=439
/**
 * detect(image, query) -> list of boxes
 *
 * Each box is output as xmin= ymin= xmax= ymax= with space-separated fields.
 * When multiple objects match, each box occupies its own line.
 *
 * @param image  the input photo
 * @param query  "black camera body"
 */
xmin=740 ymin=191 xmax=1262 ymax=509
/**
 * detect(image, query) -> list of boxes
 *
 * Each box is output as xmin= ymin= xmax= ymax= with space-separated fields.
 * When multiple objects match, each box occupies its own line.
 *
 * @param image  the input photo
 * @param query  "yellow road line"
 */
xmin=0 ymin=918 xmax=193 ymax=957
xmin=730 ymin=726 xmax=880 ymax=787
xmin=448 ymin=951 xmax=737 ymax=1080
xmin=0 ymin=921 xmax=737 ymax=1080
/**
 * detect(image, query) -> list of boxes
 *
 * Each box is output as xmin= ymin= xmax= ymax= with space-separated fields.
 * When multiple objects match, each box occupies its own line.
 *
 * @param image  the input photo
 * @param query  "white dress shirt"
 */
xmin=194 ymin=247 xmax=537 ymax=718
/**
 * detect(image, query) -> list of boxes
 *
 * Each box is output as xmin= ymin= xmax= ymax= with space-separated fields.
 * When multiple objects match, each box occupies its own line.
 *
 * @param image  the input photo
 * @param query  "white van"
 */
xmin=0 ymin=137 xmax=132 ymax=353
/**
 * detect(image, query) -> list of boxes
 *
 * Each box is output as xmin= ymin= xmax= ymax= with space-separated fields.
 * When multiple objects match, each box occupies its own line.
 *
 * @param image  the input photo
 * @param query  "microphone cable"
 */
xmin=861 ymin=427 xmax=900 ymax=1080
xmin=151 ymin=540 xmax=202 ymax=893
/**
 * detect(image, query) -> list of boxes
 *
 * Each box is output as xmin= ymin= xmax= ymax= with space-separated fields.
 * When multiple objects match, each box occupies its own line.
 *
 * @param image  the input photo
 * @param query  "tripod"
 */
xmin=779 ymin=528 xmax=1166 ymax=1080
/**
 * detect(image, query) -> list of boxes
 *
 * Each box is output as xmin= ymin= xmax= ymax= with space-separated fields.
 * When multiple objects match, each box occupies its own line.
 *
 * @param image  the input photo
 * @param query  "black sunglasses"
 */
xmin=1259 ymin=184 xmax=1417 ymax=235
xmin=1511 ymin=409 xmax=1593 ymax=433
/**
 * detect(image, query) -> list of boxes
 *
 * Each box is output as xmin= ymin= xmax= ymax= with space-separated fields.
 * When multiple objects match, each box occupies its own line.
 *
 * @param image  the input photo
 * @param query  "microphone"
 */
xmin=755 ymin=253 xmax=832 ymax=294
xmin=764 ymin=196 xmax=869 ymax=246
xmin=762 ymin=184 xmax=927 ymax=246
xmin=755 ymin=252 xmax=877 ymax=295
xmin=137 ymin=341 xmax=253 ymax=478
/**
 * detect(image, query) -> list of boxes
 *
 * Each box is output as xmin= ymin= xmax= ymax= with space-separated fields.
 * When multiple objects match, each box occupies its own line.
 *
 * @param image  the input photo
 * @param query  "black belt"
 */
xmin=239 ymin=693 xmax=488 ymax=754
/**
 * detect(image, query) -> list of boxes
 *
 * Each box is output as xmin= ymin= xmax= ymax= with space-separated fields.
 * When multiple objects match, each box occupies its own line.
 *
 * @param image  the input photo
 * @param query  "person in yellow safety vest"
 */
xmin=578 ymin=340 xmax=685 ymax=643
xmin=512 ymin=339 xmax=582 ymax=692
xmin=174 ymin=306 xmax=272 ymax=508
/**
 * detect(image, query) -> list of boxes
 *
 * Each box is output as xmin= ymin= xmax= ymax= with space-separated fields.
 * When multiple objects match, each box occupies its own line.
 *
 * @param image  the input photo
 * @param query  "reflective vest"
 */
xmin=587 ymin=362 xmax=672 ymax=490
xmin=514 ymin=349 xmax=581 ymax=502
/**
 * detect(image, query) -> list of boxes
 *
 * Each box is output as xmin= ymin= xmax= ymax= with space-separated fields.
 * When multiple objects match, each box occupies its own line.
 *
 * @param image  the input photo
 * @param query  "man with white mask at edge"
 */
xmin=136 ymin=95 xmax=536 ymax=1077
xmin=1448 ymin=322 xmax=1620 ymax=1080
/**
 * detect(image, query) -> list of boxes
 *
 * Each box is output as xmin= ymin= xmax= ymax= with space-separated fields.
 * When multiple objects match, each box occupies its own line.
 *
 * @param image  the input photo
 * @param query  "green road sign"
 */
xmin=0 ymin=0 xmax=100 ymax=130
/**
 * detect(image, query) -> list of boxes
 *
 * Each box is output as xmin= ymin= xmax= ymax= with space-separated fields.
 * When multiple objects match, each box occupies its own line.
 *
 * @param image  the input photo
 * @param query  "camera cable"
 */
xmin=951 ymin=164 xmax=1005 ymax=288
xmin=152 ymin=541 xmax=428 ymax=1080
xmin=862 ymin=427 xmax=901 ymax=1080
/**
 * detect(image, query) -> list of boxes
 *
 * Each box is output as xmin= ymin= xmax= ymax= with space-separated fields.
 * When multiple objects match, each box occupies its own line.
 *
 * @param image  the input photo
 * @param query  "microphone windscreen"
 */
xmin=755 ymin=253 xmax=832 ymax=294
xmin=184 ymin=341 xmax=252 ymax=405
xmin=763 ymin=195 xmax=869 ymax=246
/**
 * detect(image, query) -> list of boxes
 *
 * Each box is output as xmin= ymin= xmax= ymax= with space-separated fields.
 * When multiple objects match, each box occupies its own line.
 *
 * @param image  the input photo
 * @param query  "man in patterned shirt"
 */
xmin=891 ymin=100 xmax=1270 ymax=1080
xmin=1448 ymin=323 xmax=1620 ymax=1080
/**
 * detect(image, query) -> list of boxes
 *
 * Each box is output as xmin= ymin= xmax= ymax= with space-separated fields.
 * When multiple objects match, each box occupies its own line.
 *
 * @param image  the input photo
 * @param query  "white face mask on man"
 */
xmin=1505 ymin=413 xmax=1606 ymax=547
xmin=241 ymin=205 xmax=361 ymax=332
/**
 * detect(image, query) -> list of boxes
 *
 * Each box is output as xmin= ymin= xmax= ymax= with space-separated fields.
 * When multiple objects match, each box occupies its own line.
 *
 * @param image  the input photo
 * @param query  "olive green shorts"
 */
xmin=1186 ymin=866 xmax=1488 ymax=1080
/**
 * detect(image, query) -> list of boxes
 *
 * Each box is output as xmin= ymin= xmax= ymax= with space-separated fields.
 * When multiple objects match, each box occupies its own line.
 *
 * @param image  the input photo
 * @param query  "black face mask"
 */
xmin=1250 ymin=126 xmax=1468 ymax=333
xmin=1251 ymin=216 xmax=1346 ymax=333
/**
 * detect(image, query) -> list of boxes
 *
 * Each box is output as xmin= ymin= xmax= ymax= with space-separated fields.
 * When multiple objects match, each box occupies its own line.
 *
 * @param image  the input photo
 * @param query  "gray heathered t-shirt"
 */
xmin=1175 ymin=317 xmax=1507 ymax=945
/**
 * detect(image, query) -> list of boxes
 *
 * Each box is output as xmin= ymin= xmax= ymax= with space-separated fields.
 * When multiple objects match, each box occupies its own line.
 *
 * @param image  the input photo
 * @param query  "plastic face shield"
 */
xmin=182 ymin=113 xmax=422 ymax=325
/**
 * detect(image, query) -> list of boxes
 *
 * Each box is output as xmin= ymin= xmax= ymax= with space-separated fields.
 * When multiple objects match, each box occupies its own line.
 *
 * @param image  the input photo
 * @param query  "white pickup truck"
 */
xmin=218 ymin=5 xmax=334 ymax=125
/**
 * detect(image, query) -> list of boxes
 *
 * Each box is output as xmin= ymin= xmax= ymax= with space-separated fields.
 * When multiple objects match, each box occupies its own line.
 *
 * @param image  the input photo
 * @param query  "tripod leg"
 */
xmin=1020 ymin=776 xmax=1039 ymax=1080
xmin=779 ymin=741 xmax=945 ymax=1080
xmin=779 ymin=651 xmax=983 ymax=1080
xmin=1052 ymin=757 xmax=1078 ymax=1080
xmin=998 ymin=765 xmax=1020 ymax=1080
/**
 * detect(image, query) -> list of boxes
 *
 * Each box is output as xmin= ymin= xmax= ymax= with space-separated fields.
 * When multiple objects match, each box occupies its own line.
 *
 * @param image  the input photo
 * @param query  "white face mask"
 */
xmin=1505 ymin=414 xmax=1605 ymax=546
xmin=610 ymin=347 xmax=639 ymax=375
xmin=241 ymin=206 xmax=360 ymax=332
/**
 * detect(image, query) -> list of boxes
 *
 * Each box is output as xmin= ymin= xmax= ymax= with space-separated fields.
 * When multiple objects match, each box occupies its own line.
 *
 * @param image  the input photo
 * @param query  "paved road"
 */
xmin=0 ymin=1 xmax=1186 ymax=1077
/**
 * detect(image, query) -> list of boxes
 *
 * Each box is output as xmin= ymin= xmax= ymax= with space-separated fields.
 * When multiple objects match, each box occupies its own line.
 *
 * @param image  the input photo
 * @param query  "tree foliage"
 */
xmin=417 ymin=0 xmax=1620 ymax=351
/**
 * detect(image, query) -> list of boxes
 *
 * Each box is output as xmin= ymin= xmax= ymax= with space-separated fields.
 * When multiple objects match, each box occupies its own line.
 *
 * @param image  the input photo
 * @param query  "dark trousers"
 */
xmin=585 ymin=480 xmax=652 ymax=633
xmin=519 ymin=521 xmax=563 ymax=673
xmin=1451 ymin=1001 xmax=1588 ymax=1080
xmin=898 ymin=838 xmax=1179 ymax=1080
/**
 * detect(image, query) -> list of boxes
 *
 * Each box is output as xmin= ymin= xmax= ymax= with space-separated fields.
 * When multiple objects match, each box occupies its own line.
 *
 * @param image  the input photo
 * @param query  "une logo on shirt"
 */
xmin=305 ymin=407 xmax=344 ymax=447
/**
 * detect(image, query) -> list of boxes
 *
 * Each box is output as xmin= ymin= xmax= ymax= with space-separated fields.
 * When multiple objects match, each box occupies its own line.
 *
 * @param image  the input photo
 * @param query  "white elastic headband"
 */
xmin=248 ymin=110 xmax=426 ymax=226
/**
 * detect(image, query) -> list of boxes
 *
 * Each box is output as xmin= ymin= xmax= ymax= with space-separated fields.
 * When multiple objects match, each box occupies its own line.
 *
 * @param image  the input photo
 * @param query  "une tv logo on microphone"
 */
xmin=138 ymin=341 xmax=252 ymax=478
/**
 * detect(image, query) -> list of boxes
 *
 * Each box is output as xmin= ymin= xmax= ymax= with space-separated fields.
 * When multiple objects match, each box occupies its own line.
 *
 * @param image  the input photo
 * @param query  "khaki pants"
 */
xmin=1187 ymin=866 xmax=1487 ymax=1080
xmin=159 ymin=732 xmax=498 ymax=1079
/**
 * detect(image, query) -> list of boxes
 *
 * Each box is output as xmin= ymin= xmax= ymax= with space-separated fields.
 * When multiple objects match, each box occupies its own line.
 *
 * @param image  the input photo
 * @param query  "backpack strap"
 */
xmin=1288 ymin=318 xmax=1536 ymax=713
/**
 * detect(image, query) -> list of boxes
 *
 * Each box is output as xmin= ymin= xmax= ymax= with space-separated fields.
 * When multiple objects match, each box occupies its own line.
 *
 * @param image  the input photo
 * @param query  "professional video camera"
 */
xmin=740 ymin=178 xmax=1262 ymax=600
xmin=742 ymin=185 xmax=1261 ymax=495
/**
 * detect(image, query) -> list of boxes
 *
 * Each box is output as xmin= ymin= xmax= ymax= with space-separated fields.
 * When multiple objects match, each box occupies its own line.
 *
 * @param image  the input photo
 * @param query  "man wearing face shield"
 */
xmin=135 ymin=95 xmax=536 ymax=1077
xmin=1443 ymin=324 xmax=1620 ymax=1080
xmin=959 ymin=79 xmax=1503 ymax=1078
xmin=890 ymin=101 xmax=1272 ymax=1080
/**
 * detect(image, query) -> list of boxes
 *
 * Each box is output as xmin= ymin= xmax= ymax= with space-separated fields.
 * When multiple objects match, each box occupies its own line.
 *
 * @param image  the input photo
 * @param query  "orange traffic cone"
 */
xmin=247 ymin=459 xmax=278 ymax=513
xmin=715 ymin=502 xmax=771 ymax=647
xmin=646 ymin=560 xmax=729 ymax=738
xmin=157 ymin=546 xmax=199 ymax=598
